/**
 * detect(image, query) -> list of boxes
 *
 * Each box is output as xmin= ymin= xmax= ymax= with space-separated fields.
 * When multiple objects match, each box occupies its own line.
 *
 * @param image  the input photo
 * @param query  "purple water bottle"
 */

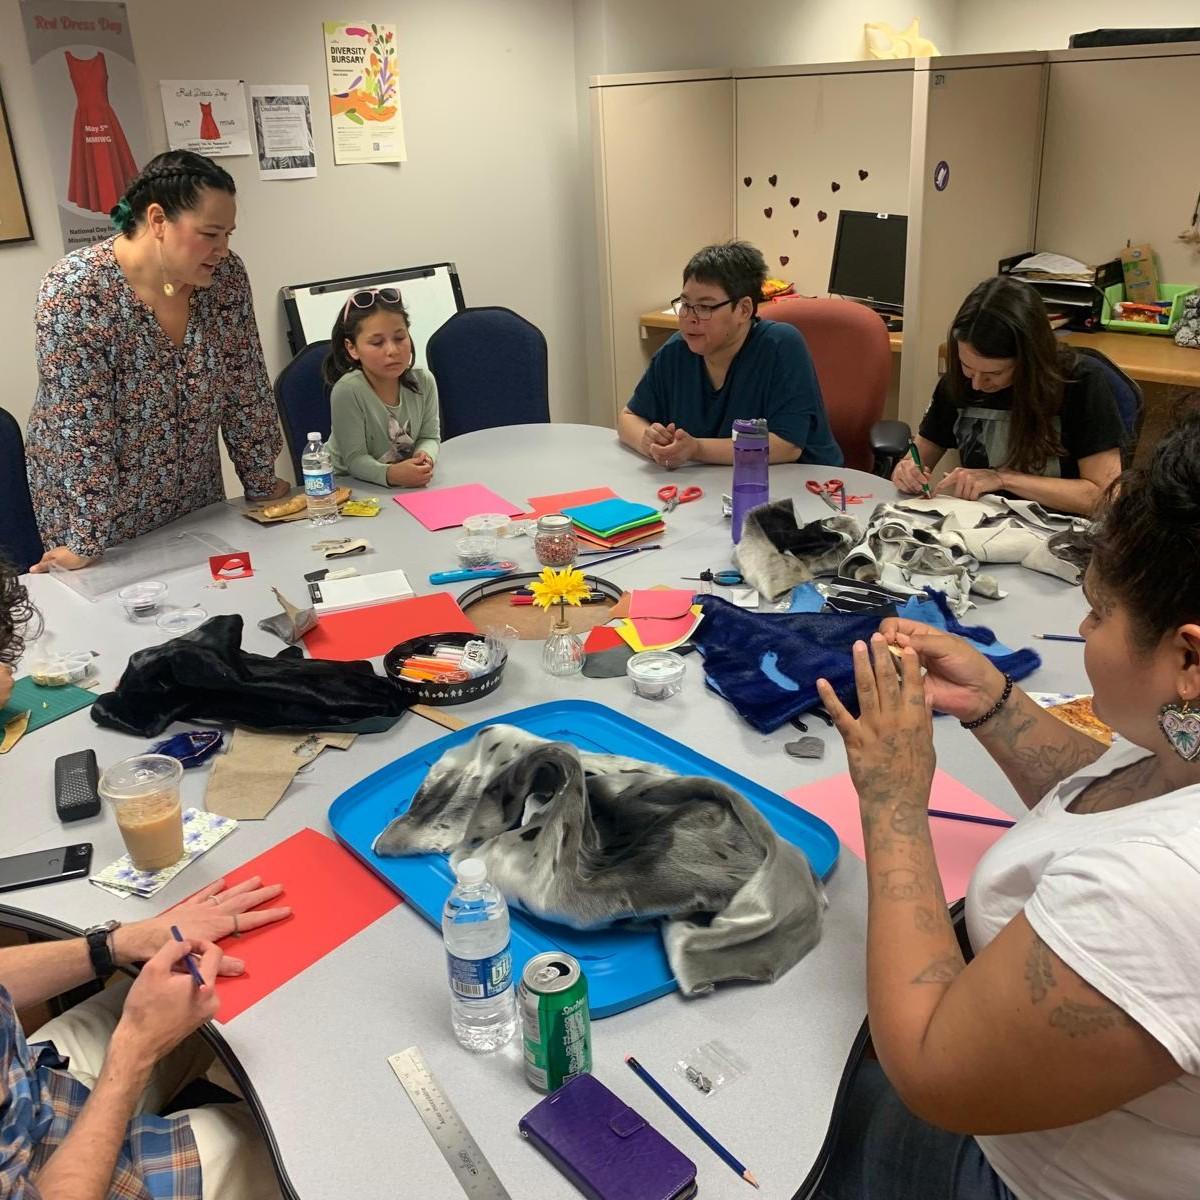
xmin=731 ymin=418 xmax=769 ymax=543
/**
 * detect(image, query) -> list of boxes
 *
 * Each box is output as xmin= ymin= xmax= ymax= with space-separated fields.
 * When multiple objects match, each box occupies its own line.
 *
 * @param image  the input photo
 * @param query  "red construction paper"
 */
xmin=303 ymin=593 xmax=477 ymax=661
xmin=209 ymin=552 xmax=253 ymax=580
xmin=583 ymin=625 xmax=626 ymax=653
xmin=784 ymin=769 xmax=1012 ymax=901
xmin=628 ymin=589 xmax=696 ymax=620
xmin=522 ymin=487 xmax=618 ymax=519
xmin=196 ymin=829 xmax=401 ymax=1022
xmin=393 ymin=483 xmax=523 ymax=530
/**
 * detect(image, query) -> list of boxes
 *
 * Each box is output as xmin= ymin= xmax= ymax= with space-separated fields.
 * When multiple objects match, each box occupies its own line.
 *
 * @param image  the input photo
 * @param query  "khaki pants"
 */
xmin=32 ymin=979 xmax=283 ymax=1200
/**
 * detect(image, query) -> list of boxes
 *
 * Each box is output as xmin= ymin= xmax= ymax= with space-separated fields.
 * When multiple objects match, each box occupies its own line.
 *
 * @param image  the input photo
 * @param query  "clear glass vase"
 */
xmin=542 ymin=617 xmax=585 ymax=676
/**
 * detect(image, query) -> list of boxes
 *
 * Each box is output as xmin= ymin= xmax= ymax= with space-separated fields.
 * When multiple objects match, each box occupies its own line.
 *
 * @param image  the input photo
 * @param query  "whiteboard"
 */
xmin=280 ymin=263 xmax=465 ymax=366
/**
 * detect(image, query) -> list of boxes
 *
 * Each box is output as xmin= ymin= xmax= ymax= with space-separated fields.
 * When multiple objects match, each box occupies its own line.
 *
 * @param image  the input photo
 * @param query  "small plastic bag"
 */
xmin=673 ymin=1039 xmax=749 ymax=1097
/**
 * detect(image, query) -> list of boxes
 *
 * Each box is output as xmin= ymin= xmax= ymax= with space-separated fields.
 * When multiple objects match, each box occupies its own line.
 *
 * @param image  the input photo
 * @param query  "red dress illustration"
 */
xmin=65 ymin=51 xmax=139 ymax=215
xmin=199 ymin=101 xmax=220 ymax=140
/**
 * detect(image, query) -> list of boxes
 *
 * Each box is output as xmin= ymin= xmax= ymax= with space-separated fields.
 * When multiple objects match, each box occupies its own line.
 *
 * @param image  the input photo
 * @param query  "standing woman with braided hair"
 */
xmin=25 ymin=150 xmax=289 ymax=572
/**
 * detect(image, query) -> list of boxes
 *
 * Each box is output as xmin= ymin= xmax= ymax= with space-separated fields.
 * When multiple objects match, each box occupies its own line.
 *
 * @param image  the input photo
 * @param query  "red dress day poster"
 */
xmin=20 ymin=1 xmax=150 ymax=250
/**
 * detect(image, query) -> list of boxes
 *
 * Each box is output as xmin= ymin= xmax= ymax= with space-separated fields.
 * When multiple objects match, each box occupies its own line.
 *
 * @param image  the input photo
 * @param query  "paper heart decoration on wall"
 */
xmin=789 ymin=196 xmax=799 ymax=207
xmin=764 ymin=206 xmax=773 ymax=218
xmin=859 ymin=169 xmax=869 ymax=180
xmin=744 ymin=176 xmax=752 ymax=187
xmin=768 ymin=174 xmax=778 ymax=186
xmin=792 ymin=228 xmax=799 ymax=237
xmin=831 ymin=181 xmax=840 ymax=192
xmin=780 ymin=255 xmax=789 ymax=266
xmin=817 ymin=210 xmax=828 ymax=222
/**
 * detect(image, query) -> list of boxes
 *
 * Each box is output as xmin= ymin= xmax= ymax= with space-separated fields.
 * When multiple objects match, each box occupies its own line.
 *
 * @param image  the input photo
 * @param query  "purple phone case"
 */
xmin=519 ymin=1073 xmax=697 ymax=1200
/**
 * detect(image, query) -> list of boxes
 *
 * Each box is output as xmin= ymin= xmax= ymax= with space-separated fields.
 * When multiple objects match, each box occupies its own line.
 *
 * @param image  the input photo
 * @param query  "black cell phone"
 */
xmin=0 ymin=844 xmax=93 ymax=893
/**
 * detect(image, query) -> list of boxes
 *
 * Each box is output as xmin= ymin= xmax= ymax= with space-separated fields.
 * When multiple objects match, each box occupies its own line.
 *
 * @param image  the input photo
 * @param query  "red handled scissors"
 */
xmin=806 ymin=479 xmax=870 ymax=511
xmin=658 ymin=484 xmax=703 ymax=513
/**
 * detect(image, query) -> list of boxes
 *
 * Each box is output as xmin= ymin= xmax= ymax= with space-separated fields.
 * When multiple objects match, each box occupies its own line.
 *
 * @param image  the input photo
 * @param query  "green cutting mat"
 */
xmin=0 ymin=677 xmax=96 ymax=734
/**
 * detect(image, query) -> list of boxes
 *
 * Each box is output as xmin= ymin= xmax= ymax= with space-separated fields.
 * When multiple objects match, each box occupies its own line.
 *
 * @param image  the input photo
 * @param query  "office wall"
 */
xmin=900 ymin=60 xmax=1046 ymax=426
xmin=954 ymin=1 xmax=1200 ymax=54
xmin=1037 ymin=50 xmax=1200 ymax=285
xmin=735 ymin=67 xmax=913 ymax=301
xmin=0 ymin=0 xmax=587 ymax=488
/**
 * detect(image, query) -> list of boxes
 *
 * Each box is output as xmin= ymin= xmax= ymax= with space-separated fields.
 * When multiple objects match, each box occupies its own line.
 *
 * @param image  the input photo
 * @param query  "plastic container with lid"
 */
xmin=463 ymin=512 xmax=513 ymax=539
xmin=626 ymin=650 xmax=686 ymax=700
xmin=533 ymin=514 xmax=579 ymax=567
xmin=118 ymin=581 xmax=168 ymax=620
xmin=455 ymin=534 xmax=499 ymax=568
xmin=156 ymin=606 xmax=208 ymax=635
xmin=28 ymin=650 xmax=97 ymax=687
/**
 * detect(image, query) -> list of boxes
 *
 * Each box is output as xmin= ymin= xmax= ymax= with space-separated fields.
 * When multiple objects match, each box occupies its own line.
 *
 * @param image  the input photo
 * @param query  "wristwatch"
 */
xmin=84 ymin=919 xmax=121 ymax=980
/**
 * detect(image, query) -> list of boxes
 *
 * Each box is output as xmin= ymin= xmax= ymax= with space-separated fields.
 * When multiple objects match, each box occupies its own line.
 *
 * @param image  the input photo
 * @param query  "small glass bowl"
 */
xmin=455 ymin=534 xmax=499 ymax=568
xmin=156 ymin=607 xmax=208 ymax=635
xmin=626 ymin=650 xmax=686 ymax=700
xmin=118 ymin=581 xmax=168 ymax=620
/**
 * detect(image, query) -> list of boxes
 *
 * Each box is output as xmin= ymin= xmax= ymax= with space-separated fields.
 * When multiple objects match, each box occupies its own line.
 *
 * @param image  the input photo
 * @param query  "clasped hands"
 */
xmin=641 ymin=421 xmax=698 ymax=470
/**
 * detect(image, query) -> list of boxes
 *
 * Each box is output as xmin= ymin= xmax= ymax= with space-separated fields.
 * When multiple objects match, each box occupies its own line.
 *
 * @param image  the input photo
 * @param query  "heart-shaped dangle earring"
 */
xmin=157 ymin=242 xmax=176 ymax=297
xmin=1159 ymin=698 xmax=1200 ymax=761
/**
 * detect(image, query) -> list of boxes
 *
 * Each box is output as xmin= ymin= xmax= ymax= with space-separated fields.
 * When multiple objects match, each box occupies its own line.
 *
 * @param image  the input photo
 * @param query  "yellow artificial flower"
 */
xmin=528 ymin=566 xmax=590 ymax=610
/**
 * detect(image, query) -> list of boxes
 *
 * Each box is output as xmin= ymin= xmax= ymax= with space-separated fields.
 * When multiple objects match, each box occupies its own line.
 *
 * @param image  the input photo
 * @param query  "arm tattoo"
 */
xmin=890 ymin=800 xmax=923 ymax=837
xmin=911 ymin=955 xmax=964 ymax=984
xmin=877 ymin=868 xmax=927 ymax=900
xmin=1049 ymin=998 xmax=1130 ymax=1038
xmin=914 ymin=906 xmax=946 ymax=934
xmin=1025 ymin=935 xmax=1056 ymax=1004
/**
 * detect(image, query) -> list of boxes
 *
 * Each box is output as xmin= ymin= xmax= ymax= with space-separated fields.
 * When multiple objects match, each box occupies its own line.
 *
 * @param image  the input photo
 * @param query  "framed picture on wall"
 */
xmin=0 ymin=84 xmax=33 ymax=245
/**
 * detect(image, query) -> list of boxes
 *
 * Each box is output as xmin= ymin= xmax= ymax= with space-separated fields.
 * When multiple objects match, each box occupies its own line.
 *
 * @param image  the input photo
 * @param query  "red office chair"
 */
xmin=761 ymin=297 xmax=891 ymax=472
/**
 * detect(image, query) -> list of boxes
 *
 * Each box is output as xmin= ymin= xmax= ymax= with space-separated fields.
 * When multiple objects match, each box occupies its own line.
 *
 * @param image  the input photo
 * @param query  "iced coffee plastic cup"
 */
xmin=98 ymin=754 xmax=185 ymax=872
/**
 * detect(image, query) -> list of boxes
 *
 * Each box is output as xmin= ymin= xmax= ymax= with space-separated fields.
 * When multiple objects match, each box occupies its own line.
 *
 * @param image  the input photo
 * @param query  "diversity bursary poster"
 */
xmin=20 ymin=0 xmax=150 ymax=250
xmin=323 ymin=21 xmax=406 ymax=164
xmin=160 ymin=80 xmax=251 ymax=158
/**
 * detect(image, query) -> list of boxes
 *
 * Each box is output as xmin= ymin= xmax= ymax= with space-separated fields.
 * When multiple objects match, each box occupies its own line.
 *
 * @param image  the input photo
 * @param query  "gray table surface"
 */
xmin=1 ymin=424 xmax=1090 ymax=1199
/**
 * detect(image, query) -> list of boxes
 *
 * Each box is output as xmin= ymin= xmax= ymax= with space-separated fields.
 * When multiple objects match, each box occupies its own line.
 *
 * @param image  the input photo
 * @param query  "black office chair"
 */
xmin=273 ymin=340 xmax=333 ymax=480
xmin=425 ymin=307 xmax=550 ymax=441
xmin=0 ymin=407 xmax=45 ymax=572
xmin=868 ymin=346 xmax=1146 ymax=478
xmin=790 ymin=900 xmax=972 ymax=1199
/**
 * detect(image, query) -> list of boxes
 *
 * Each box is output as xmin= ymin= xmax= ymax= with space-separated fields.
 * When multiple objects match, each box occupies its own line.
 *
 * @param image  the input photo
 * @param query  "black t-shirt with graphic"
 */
xmin=918 ymin=354 xmax=1124 ymax=479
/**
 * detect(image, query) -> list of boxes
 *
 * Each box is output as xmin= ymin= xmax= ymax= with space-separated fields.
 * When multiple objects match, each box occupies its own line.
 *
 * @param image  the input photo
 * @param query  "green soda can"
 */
xmin=519 ymin=952 xmax=592 ymax=1092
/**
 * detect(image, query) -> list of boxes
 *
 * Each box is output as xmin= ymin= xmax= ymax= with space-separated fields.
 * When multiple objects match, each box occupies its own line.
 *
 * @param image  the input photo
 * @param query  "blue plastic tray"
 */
xmin=327 ymin=700 xmax=839 ymax=1017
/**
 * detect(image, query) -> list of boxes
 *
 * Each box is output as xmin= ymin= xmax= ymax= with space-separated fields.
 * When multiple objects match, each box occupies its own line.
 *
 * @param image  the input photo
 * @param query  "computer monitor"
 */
xmin=827 ymin=210 xmax=908 ymax=313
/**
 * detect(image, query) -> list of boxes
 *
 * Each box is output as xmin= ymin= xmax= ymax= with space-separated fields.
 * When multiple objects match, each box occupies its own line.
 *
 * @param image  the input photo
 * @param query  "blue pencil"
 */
xmin=928 ymin=808 xmax=1015 ymax=829
xmin=170 ymin=925 xmax=206 ymax=987
xmin=625 ymin=1055 xmax=759 ymax=1189
xmin=1033 ymin=634 xmax=1085 ymax=643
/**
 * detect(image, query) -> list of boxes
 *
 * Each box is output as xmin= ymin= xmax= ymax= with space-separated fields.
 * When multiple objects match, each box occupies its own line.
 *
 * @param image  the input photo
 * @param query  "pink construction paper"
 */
xmin=393 ymin=484 xmax=523 ymax=531
xmin=628 ymin=589 xmax=696 ymax=620
xmin=784 ymin=769 xmax=1013 ymax=901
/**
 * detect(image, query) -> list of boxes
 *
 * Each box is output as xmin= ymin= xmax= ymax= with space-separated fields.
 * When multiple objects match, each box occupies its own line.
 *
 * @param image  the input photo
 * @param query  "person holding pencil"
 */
xmin=0 ymin=876 xmax=291 ymax=1200
xmin=815 ymin=414 xmax=1200 ymax=1200
xmin=892 ymin=276 xmax=1127 ymax=517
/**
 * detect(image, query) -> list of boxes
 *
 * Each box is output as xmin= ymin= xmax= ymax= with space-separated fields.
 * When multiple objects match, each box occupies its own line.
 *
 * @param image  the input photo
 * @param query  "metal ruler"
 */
xmin=387 ymin=1046 xmax=512 ymax=1200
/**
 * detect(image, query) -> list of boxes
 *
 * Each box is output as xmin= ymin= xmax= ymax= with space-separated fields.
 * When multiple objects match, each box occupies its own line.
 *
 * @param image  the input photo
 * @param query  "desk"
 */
xmin=0 ymin=425 xmax=1088 ymax=1200
xmin=1059 ymin=330 xmax=1200 ymax=389
xmin=640 ymin=308 xmax=905 ymax=354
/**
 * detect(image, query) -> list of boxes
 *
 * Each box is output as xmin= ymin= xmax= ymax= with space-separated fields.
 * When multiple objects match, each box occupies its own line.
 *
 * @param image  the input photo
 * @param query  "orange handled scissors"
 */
xmin=658 ymin=484 xmax=703 ymax=513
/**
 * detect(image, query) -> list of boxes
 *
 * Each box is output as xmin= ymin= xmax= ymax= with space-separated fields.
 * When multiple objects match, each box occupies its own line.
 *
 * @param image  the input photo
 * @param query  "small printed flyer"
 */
xmin=249 ymin=84 xmax=317 ymax=180
xmin=159 ymin=79 xmax=250 ymax=157
xmin=323 ymin=21 xmax=405 ymax=164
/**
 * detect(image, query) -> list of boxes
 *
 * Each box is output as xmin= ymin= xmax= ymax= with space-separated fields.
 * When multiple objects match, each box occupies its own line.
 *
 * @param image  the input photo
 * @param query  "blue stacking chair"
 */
xmin=425 ymin=307 xmax=550 ymax=441
xmin=0 ymin=407 xmax=45 ymax=572
xmin=273 ymin=340 xmax=333 ymax=480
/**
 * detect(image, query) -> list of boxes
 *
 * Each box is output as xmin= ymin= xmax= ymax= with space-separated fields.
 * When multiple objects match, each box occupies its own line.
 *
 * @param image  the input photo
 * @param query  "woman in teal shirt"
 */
xmin=324 ymin=287 xmax=441 ymax=487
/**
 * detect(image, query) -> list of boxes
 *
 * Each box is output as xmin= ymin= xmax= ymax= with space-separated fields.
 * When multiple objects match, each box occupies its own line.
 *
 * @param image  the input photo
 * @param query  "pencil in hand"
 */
xmin=171 ymin=924 xmax=206 ymax=987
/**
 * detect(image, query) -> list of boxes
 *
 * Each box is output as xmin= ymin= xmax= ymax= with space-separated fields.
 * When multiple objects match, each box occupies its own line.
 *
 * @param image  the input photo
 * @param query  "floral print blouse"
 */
xmin=26 ymin=238 xmax=282 ymax=559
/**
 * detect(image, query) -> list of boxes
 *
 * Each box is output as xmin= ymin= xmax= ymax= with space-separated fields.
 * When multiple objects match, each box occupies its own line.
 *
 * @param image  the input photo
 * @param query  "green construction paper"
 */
xmin=0 ymin=677 xmax=95 ymax=734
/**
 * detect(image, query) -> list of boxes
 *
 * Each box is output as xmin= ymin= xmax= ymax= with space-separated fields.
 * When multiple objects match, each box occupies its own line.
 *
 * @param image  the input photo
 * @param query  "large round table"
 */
xmin=0 ymin=425 xmax=1090 ymax=1199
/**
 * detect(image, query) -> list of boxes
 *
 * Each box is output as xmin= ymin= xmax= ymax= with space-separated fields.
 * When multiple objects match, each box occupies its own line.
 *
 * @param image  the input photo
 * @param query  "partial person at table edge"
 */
xmin=893 ymin=276 xmax=1126 ymax=516
xmin=816 ymin=412 xmax=1200 ymax=1200
xmin=25 ymin=149 xmax=289 ymax=574
xmin=617 ymin=240 xmax=844 ymax=470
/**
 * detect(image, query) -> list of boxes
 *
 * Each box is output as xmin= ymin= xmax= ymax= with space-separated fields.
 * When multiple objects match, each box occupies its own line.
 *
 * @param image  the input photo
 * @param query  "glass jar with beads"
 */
xmin=533 ymin=514 xmax=578 ymax=568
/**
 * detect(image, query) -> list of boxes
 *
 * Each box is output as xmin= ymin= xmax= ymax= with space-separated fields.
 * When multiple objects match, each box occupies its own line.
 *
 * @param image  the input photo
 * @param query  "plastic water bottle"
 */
xmin=731 ymin=417 xmax=769 ymax=543
xmin=301 ymin=431 xmax=340 ymax=526
xmin=442 ymin=858 xmax=518 ymax=1052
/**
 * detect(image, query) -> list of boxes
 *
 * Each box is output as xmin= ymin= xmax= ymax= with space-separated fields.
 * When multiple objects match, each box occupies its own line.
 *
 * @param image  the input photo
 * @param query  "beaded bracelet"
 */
xmin=960 ymin=674 xmax=1014 ymax=731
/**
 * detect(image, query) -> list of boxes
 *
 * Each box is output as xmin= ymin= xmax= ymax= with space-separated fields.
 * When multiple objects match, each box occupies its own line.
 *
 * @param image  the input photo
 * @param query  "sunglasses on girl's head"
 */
xmin=341 ymin=286 xmax=403 ymax=321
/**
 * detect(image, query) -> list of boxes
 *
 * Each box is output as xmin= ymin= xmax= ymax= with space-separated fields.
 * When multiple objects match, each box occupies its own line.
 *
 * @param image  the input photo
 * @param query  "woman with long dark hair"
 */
xmin=893 ymin=276 xmax=1124 ymax=515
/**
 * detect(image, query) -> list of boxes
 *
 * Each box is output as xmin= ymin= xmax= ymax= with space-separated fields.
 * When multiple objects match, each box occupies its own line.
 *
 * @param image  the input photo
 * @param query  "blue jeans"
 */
xmin=815 ymin=1061 xmax=1019 ymax=1200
